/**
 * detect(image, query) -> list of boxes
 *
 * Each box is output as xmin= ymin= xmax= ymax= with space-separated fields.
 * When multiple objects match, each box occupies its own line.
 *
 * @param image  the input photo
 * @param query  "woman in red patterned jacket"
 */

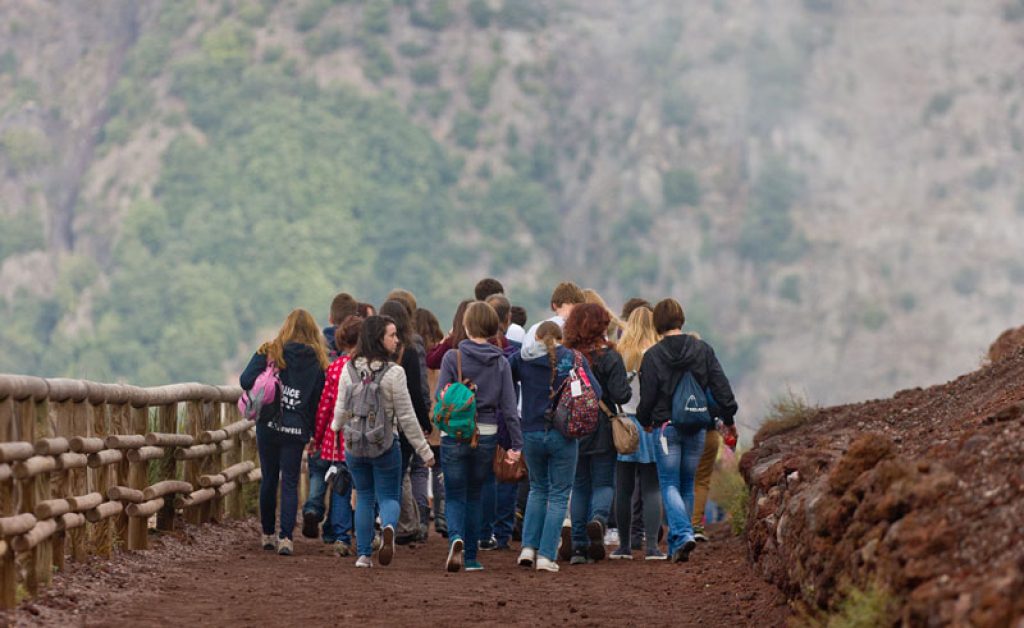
xmin=301 ymin=315 xmax=363 ymax=556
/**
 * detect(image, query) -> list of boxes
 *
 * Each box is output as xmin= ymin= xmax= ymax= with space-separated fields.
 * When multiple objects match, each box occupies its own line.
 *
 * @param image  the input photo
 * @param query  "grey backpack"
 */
xmin=341 ymin=361 xmax=394 ymax=459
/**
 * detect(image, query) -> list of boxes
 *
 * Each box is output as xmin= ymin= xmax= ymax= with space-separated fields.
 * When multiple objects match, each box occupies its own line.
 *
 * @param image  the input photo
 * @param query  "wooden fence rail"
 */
xmin=0 ymin=374 xmax=266 ymax=609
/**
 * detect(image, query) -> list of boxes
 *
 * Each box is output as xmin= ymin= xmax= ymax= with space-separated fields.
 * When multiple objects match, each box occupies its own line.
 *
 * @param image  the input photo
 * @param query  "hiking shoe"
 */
xmin=371 ymin=532 xmax=383 ymax=551
xmin=395 ymin=532 xmax=418 ymax=546
xmin=277 ymin=538 xmax=293 ymax=556
xmin=334 ymin=541 xmax=352 ymax=557
xmin=535 ymin=557 xmax=559 ymax=572
xmin=609 ymin=546 xmax=634 ymax=560
xmin=261 ymin=534 xmax=276 ymax=551
xmin=465 ymin=560 xmax=484 ymax=572
xmin=355 ymin=555 xmax=373 ymax=568
xmin=495 ymin=541 xmax=512 ymax=551
xmin=645 ymin=547 xmax=668 ymax=561
xmin=586 ymin=519 xmax=606 ymax=561
xmin=517 ymin=547 xmax=536 ymax=568
xmin=670 ymin=539 xmax=697 ymax=563
xmin=446 ymin=538 xmax=465 ymax=573
xmin=378 ymin=525 xmax=395 ymax=566
xmin=558 ymin=526 xmax=573 ymax=562
xmin=479 ymin=535 xmax=498 ymax=551
xmin=693 ymin=528 xmax=709 ymax=543
xmin=570 ymin=549 xmax=592 ymax=565
xmin=301 ymin=510 xmax=320 ymax=539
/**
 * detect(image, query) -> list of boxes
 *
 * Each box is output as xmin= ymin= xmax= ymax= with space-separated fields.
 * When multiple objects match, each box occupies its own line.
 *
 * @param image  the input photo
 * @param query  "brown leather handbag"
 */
xmin=602 ymin=401 xmax=639 ymax=455
xmin=493 ymin=444 xmax=527 ymax=483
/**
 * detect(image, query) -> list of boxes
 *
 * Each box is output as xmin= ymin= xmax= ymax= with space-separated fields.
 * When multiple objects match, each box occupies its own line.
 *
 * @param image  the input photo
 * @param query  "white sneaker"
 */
xmin=517 ymin=547 xmax=536 ymax=568
xmin=536 ymin=556 xmax=559 ymax=572
xmin=378 ymin=525 xmax=395 ymax=566
xmin=261 ymin=534 xmax=276 ymax=551
xmin=355 ymin=555 xmax=373 ymax=568
xmin=604 ymin=527 xmax=620 ymax=546
xmin=277 ymin=538 xmax=293 ymax=556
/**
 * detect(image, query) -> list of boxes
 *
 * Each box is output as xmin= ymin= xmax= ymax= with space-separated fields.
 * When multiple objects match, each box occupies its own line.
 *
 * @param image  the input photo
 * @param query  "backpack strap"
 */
xmin=456 ymin=349 xmax=463 ymax=382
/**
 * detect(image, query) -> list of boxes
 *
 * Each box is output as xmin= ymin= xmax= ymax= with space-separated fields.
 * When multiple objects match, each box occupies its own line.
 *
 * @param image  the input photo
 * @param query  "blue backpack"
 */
xmin=670 ymin=371 xmax=714 ymax=433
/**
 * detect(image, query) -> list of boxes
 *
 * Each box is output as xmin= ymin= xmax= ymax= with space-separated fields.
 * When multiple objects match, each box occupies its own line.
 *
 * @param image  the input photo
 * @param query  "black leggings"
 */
xmin=614 ymin=461 xmax=661 ymax=551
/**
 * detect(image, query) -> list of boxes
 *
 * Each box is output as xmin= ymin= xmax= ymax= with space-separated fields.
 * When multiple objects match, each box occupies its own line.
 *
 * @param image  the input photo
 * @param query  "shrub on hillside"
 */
xmin=452 ymin=110 xmax=481 ymax=148
xmin=468 ymin=0 xmax=491 ymax=27
xmin=410 ymin=0 xmax=453 ymax=30
xmin=709 ymin=463 xmax=748 ymax=535
xmin=754 ymin=389 xmax=818 ymax=444
xmin=662 ymin=168 xmax=701 ymax=206
xmin=296 ymin=0 xmax=331 ymax=31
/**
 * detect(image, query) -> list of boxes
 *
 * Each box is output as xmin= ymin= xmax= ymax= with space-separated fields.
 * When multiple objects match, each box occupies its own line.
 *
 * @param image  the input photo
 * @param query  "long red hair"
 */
xmin=563 ymin=303 xmax=613 ymax=363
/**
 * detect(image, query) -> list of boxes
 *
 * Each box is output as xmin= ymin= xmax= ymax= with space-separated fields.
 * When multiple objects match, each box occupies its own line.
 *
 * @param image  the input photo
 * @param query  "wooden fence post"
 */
xmin=67 ymin=400 xmax=90 ymax=563
xmin=0 ymin=396 xmax=18 ymax=609
xmin=223 ymin=405 xmax=244 ymax=519
xmin=184 ymin=401 xmax=202 ymax=525
xmin=50 ymin=400 xmax=72 ymax=572
xmin=22 ymin=397 xmax=52 ymax=594
xmin=89 ymin=402 xmax=112 ymax=558
xmin=126 ymin=407 xmax=149 ymax=550
xmin=200 ymin=401 xmax=218 ymax=524
xmin=155 ymin=403 xmax=177 ymax=531
xmin=111 ymin=403 xmax=131 ymax=549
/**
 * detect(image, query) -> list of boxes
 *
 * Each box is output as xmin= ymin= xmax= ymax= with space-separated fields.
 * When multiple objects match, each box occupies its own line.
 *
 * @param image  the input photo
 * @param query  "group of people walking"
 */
xmin=240 ymin=279 xmax=739 ymax=571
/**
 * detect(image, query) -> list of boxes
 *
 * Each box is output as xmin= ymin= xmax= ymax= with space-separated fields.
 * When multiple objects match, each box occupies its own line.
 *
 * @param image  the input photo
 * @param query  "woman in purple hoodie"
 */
xmin=435 ymin=301 xmax=523 ymax=572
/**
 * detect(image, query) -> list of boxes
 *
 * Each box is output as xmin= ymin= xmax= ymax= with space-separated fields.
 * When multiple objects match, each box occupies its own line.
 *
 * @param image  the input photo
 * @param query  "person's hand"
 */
xmin=424 ymin=455 xmax=436 ymax=468
xmin=504 ymin=449 xmax=521 ymax=465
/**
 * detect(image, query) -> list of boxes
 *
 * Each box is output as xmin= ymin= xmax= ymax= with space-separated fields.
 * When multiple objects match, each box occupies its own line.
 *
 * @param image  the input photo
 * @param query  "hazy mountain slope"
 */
xmin=1 ymin=0 xmax=1022 ymax=432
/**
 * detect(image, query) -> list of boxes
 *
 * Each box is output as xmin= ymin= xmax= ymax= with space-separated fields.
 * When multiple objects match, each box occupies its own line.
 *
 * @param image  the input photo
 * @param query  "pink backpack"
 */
xmin=238 ymin=360 xmax=281 ymax=420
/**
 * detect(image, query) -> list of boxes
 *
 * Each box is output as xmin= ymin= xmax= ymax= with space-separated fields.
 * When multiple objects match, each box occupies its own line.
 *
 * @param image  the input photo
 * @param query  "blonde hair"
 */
xmin=583 ymin=288 xmax=624 ymax=335
xmin=618 ymin=307 xmax=659 ymax=371
xmin=259 ymin=309 xmax=329 ymax=370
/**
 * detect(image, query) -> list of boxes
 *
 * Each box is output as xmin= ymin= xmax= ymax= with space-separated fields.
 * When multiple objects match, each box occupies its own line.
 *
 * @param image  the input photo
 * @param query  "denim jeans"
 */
xmin=256 ymin=423 xmax=305 ymax=540
xmin=348 ymin=438 xmax=402 ymax=557
xmin=653 ymin=424 xmax=706 ymax=554
xmin=522 ymin=430 xmax=579 ymax=561
xmin=480 ymin=474 xmax=496 ymax=540
xmin=442 ymin=434 xmax=497 ymax=561
xmin=303 ymin=454 xmax=353 ymax=544
xmin=493 ymin=480 xmax=518 ymax=546
xmin=570 ymin=449 xmax=616 ymax=549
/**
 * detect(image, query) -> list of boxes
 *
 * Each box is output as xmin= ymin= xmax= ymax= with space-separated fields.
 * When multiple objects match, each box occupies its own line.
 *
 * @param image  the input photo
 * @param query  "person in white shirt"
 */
xmin=519 ymin=282 xmax=586 ymax=360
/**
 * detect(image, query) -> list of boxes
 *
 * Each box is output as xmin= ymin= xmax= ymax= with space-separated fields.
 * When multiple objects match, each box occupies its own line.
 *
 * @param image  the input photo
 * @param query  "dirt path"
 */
xmin=5 ymin=519 xmax=790 ymax=627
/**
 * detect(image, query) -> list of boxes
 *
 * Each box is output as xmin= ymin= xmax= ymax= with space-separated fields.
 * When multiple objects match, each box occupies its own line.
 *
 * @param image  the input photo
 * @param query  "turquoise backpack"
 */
xmin=432 ymin=350 xmax=478 ymax=445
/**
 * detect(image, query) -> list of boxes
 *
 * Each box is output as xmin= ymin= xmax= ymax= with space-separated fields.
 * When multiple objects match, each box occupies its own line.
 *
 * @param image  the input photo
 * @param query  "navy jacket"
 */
xmin=240 ymin=342 xmax=325 ymax=441
xmin=636 ymin=334 xmax=737 ymax=428
xmin=509 ymin=345 xmax=602 ymax=434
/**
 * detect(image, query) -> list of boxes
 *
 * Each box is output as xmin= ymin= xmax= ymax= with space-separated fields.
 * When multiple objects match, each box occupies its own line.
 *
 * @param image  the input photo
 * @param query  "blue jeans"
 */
xmin=493 ymin=480 xmax=517 ymax=546
xmin=442 ymin=434 xmax=497 ymax=561
xmin=570 ymin=449 xmax=616 ymax=548
xmin=522 ymin=430 xmax=579 ymax=561
xmin=480 ymin=474 xmax=495 ymax=540
xmin=256 ymin=423 xmax=305 ymax=540
xmin=348 ymin=438 xmax=402 ymax=557
xmin=303 ymin=454 xmax=353 ymax=544
xmin=654 ymin=424 xmax=705 ymax=554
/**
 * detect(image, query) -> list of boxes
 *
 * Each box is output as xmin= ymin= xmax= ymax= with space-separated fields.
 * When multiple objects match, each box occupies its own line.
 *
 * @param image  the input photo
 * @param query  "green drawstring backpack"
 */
xmin=432 ymin=350 xmax=479 ymax=446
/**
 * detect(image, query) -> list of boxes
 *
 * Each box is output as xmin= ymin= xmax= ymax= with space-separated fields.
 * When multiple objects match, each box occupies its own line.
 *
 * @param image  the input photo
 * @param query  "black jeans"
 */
xmin=256 ymin=423 xmax=305 ymax=540
xmin=615 ymin=461 xmax=661 ymax=551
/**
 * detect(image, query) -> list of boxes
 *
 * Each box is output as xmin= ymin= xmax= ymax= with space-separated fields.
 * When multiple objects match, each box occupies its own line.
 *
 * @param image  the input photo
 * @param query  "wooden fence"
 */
xmin=0 ymin=374 xmax=273 ymax=609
